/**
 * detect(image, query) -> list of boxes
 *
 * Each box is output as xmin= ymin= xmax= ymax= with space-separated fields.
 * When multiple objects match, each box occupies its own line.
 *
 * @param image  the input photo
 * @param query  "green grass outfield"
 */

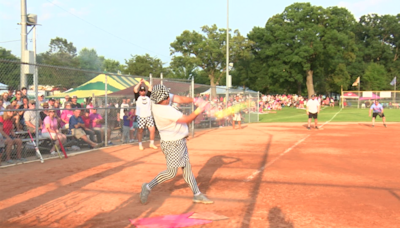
xmin=257 ymin=106 xmax=400 ymax=123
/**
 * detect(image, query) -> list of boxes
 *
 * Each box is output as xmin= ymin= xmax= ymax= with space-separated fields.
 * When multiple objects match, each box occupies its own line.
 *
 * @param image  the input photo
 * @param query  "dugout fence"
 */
xmin=0 ymin=59 xmax=259 ymax=167
xmin=341 ymin=90 xmax=400 ymax=109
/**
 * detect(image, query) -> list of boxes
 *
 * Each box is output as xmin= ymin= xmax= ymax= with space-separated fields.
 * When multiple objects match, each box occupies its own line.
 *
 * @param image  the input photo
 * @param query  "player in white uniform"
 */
xmin=306 ymin=94 xmax=320 ymax=130
xmin=232 ymin=96 xmax=242 ymax=129
xmin=133 ymin=79 xmax=157 ymax=150
xmin=139 ymin=84 xmax=213 ymax=205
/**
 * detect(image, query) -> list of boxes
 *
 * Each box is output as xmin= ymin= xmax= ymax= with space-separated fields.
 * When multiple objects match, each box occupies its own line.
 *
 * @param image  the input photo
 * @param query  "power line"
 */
xmin=0 ymin=40 xmax=21 ymax=44
xmin=46 ymin=0 xmax=169 ymax=59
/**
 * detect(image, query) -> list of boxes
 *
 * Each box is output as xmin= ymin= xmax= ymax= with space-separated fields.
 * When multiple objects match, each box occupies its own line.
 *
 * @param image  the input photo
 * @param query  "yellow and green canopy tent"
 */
xmin=52 ymin=74 xmax=141 ymax=98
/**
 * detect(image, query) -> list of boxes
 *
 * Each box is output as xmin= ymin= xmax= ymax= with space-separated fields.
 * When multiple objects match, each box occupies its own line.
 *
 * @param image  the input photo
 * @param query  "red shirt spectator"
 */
xmin=81 ymin=112 xmax=91 ymax=128
xmin=0 ymin=115 xmax=13 ymax=135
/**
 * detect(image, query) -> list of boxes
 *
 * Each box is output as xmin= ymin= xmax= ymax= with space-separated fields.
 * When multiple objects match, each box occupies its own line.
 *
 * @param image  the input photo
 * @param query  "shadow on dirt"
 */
xmin=268 ymin=207 xmax=294 ymax=228
xmin=240 ymin=133 xmax=272 ymax=228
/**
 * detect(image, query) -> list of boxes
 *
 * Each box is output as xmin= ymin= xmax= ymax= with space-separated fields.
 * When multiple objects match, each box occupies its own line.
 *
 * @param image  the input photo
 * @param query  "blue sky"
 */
xmin=1 ymin=0 xmax=399 ymax=66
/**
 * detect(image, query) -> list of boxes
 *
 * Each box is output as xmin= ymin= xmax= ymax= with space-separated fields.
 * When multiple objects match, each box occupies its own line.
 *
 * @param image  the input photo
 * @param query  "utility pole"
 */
xmin=20 ymin=0 xmax=28 ymax=89
xmin=225 ymin=0 xmax=229 ymax=107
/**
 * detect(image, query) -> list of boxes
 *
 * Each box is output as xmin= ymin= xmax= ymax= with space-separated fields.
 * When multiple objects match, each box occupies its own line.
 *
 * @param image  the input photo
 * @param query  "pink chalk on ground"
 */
xmin=129 ymin=212 xmax=213 ymax=228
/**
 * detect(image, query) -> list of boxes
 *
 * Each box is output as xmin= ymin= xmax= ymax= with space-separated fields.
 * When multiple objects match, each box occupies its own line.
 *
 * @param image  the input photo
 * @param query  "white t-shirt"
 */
xmin=119 ymin=103 xmax=129 ymax=119
xmin=136 ymin=96 xmax=152 ymax=117
xmin=307 ymin=99 xmax=320 ymax=113
xmin=262 ymin=96 xmax=267 ymax=102
xmin=151 ymin=103 xmax=188 ymax=141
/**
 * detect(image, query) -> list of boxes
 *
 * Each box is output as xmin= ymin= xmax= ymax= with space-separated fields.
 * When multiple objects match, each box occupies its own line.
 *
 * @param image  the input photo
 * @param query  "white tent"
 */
xmin=0 ymin=83 xmax=8 ymax=90
xmin=200 ymin=86 xmax=258 ymax=95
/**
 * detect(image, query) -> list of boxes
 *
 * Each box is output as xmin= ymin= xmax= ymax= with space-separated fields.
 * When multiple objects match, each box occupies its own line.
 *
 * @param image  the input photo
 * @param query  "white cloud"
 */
xmin=39 ymin=0 xmax=90 ymax=21
xmin=338 ymin=0 xmax=389 ymax=18
xmin=58 ymin=7 xmax=90 ymax=18
xmin=0 ymin=0 xmax=20 ymax=21
xmin=0 ymin=0 xmax=19 ymax=8
xmin=42 ymin=0 xmax=62 ymax=8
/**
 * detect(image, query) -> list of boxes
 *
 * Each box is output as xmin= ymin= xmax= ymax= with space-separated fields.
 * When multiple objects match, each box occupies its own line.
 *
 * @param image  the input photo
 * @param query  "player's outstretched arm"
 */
xmin=177 ymin=102 xmax=208 ymax=124
xmin=173 ymin=95 xmax=193 ymax=104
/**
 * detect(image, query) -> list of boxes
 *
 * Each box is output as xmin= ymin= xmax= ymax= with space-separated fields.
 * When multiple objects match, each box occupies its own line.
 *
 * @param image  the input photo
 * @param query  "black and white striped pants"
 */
xmin=148 ymin=159 xmax=200 ymax=195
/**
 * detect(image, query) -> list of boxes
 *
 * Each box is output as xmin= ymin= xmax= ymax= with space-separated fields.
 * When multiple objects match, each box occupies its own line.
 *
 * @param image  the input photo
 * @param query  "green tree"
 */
xmin=123 ymin=54 xmax=165 ymax=77
xmin=354 ymin=14 xmax=400 ymax=85
xmin=0 ymin=47 xmax=19 ymax=60
xmin=248 ymin=3 xmax=357 ymax=97
xmin=0 ymin=47 xmax=20 ymax=88
xmin=37 ymin=37 xmax=84 ymax=88
xmin=363 ymin=62 xmax=389 ymax=90
xmin=38 ymin=37 xmax=78 ymax=67
xmin=102 ymin=59 xmax=124 ymax=73
xmin=77 ymin=48 xmax=103 ymax=71
xmin=171 ymin=24 xmax=251 ymax=98
xmin=329 ymin=63 xmax=351 ymax=91
xmin=169 ymin=56 xmax=197 ymax=80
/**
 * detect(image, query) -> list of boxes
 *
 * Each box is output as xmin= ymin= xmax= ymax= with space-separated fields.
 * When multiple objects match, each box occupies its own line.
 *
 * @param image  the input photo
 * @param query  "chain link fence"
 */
xmin=341 ymin=90 xmax=400 ymax=109
xmin=0 ymin=59 xmax=259 ymax=167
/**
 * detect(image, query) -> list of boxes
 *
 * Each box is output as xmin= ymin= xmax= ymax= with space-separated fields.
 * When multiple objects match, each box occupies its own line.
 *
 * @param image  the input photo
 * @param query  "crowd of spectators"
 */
xmin=190 ymin=93 xmax=337 ymax=128
xmin=0 ymin=87 xmax=142 ymax=164
xmin=1 ymin=85 xmax=339 ymax=164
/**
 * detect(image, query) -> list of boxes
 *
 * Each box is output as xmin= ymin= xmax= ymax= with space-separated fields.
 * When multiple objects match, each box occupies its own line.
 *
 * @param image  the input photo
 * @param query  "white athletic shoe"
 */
xmin=139 ymin=183 xmax=150 ymax=204
xmin=149 ymin=144 xmax=158 ymax=149
xmin=193 ymin=193 xmax=214 ymax=204
xmin=139 ymin=145 xmax=144 ymax=150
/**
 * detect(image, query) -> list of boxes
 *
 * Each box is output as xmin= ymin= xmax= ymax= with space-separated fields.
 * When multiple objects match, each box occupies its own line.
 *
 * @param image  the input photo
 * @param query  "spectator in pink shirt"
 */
xmin=89 ymin=107 xmax=111 ymax=145
xmin=60 ymin=102 xmax=73 ymax=129
xmin=42 ymin=110 xmax=67 ymax=155
xmin=86 ymin=100 xmax=94 ymax=114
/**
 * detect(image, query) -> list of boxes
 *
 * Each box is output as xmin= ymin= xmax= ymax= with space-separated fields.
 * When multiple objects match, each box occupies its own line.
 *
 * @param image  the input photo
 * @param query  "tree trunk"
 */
xmin=306 ymin=70 xmax=315 ymax=98
xmin=297 ymin=80 xmax=302 ymax=95
xmin=209 ymin=75 xmax=217 ymax=99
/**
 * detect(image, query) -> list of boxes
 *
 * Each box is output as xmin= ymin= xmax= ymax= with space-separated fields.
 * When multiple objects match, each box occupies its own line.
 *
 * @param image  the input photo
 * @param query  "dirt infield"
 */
xmin=1 ymin=122 xmax=400 ymax=228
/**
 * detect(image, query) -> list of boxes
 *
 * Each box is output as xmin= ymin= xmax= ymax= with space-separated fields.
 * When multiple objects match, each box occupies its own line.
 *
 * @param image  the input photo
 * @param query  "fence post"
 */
xmin=248 ymin=93 xmax=251 ymax=124
xmin=257 ymin=91 xmax=260 ymax=122
xmin=209 ymin=87 xmax=212 ymax=128
xmin=160 ymin=73 xmax=163 ymax=85
xmin=34 ymin=60 xmax=39 ymax=152
xmin=191 ymin=76 xmax=195 ymax=137
xmin=341 ymin=85 xmax=344 ymax=108
xmin=149 ymin=73 xmax=152 ymax=87
xmin=104 ymin=74 xmax=108 ymax=146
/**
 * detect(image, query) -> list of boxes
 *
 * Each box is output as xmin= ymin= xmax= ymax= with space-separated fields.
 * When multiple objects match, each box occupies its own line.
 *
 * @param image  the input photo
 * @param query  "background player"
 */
xmin=369 ymin=100 xmax=387 ymax=128
xmin=306 ymin=94 xmax=320 ymax=130
xmin=133 ymin=79 xmax=157 ymax=150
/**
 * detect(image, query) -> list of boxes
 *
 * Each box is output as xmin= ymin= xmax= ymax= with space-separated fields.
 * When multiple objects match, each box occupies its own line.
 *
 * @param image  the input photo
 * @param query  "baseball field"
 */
xmin=0 ymin=108 xmax=399 ymax=227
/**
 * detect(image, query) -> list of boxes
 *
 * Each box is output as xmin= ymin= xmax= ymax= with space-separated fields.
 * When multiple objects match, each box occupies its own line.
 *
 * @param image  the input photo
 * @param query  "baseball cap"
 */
xmin=311 ymin=94 xmax=315 ymax=98
xmin=139 ymin=86 xmax=146 ymax=91
xmin=42 ymin=102 xmax=49 ymax=108
xmin=72 ymin=95 xmax=78 ymax=99
xmin=150 ymin=84 xmax=169 ymax=104
xmin=29 ymin=99 xmax=36 ymax=104
xmin=49 ymin=98 xmax=55 ymax=101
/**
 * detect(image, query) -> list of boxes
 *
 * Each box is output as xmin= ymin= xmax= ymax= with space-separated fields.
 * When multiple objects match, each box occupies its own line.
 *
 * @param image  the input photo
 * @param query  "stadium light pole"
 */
xmin=225 ymin=0 xmax=229 ymax=107
xmin=20 ymin=0 xmax=28 ymax=89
